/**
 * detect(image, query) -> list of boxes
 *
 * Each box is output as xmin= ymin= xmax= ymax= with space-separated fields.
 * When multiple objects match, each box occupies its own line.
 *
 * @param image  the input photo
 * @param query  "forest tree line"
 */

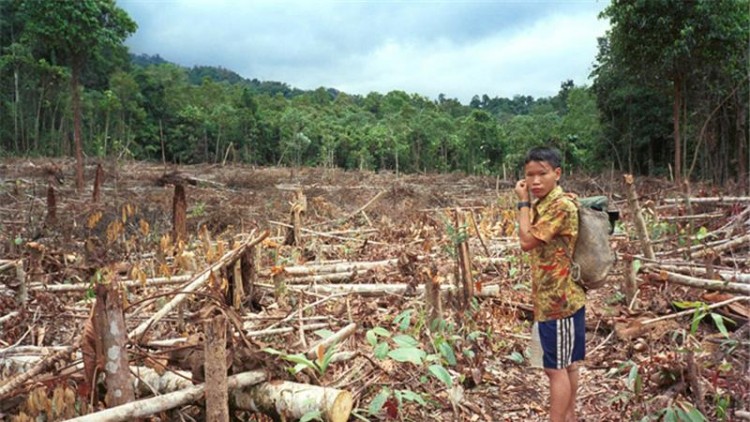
xmin=0 ymin=0 xmax=748 ymax=189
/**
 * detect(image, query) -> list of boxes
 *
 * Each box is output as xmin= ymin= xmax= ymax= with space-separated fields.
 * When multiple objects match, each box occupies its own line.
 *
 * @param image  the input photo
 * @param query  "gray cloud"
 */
xmin=120 ymin=0 xmax=609 ymax=103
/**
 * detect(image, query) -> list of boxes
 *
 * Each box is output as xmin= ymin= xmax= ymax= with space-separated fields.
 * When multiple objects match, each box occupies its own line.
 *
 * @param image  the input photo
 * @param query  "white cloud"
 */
xmin=121 ymin=0 xmax=610 ymax=104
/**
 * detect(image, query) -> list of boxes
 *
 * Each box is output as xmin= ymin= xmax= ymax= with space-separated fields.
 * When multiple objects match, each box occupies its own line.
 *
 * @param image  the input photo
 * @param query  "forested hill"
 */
xmin=1 ymin=0 xmax=748 ymax=191
xmin=132 ymin=53 xmax=307 ymax=98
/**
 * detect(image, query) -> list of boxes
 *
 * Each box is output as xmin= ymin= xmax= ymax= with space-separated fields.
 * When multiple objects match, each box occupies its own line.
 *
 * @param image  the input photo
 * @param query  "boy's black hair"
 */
xmin=524 ymin=146 xmax=562 ymax=169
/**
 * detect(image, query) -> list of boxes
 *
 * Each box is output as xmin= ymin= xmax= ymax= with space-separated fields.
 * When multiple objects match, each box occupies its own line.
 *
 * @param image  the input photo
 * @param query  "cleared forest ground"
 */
xmin=1 ymin=159 xmax=748 ymax=421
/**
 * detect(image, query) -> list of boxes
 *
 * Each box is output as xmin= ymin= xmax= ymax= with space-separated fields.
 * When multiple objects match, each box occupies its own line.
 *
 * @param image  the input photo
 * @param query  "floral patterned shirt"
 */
xmin=528 ymin=186 xmax=585 ymax=321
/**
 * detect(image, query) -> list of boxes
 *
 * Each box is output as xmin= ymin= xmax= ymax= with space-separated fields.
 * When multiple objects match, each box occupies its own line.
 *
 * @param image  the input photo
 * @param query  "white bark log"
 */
xmin=280 ymin=282 xmax=500 ymax=297
xmin=662 ymin=197 xmax=750 ymax=204
xmin=262 ymin=258 xmax=398 ymax=277
xmin=231 ymin=380 xmax=353 ymax=422
xmin=28 ymin=275 xmax=194 ymax=292
xmin=0 ymin=311 xmax=19 ymax=325
xmin=647 ymin=270 xmax=750 ymax=295
xmin=67 ymin=370 xmax=267 ymax=422
xmin=643 ymin=264 xmax=750 ymax=283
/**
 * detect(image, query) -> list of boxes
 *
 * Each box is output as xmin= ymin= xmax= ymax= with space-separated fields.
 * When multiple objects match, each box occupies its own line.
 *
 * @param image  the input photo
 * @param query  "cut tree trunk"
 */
xmin=231 ymin=380 xmax=352 ymax=422
xmin=93 ymin=163 xmax=104 ymax=203
xmin=15 ymin=260 xmax=26 ymax=307
xmin=204 ymin=316 xmax=229 ymax=422
xmin=95 ymin=282 xmax=134 ymax=407
xmin=172 ymin=184 xmax=187 ymax=243
xmin=241 ymin=245 xmax=257 ymax=310
xmin=45 ymin=184 xmax=56 ymax=226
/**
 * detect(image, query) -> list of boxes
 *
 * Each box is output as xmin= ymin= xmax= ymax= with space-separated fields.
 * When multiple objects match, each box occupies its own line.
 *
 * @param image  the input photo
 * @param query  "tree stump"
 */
xmin=172 ymin=184 xmax=187 ymax=243
xmin=94 ymin=281 xmax=135 ymax=407
xmin=204 ymin=316 xmax=229 ymax=422
xmin=93 ymin=163 xmax=104 ymax=203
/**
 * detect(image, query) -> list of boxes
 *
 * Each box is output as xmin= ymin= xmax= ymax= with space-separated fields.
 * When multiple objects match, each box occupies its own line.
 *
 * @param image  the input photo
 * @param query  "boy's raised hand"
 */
xmin=515 ymin=180 xmax=529 ymax=201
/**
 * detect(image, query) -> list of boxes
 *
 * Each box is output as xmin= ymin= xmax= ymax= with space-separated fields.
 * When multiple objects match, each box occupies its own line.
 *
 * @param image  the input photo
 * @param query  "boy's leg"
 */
xmin=544 ymin=368 xmax=571 ymax=422
xmin=565 ymin=362 xmax=579 ymax=421
xmin=537 ymin=307 xmax=585 ymax=422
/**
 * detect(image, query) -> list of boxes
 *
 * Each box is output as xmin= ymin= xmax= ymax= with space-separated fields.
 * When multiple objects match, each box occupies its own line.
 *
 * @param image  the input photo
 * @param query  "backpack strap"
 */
xmin=559 ymin=198 xmax=582 ymax=283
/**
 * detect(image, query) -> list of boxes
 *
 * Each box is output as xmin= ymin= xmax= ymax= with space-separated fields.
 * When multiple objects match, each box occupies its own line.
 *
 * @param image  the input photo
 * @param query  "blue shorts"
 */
xmin=530 ymin=306 xmax=585 ymax=369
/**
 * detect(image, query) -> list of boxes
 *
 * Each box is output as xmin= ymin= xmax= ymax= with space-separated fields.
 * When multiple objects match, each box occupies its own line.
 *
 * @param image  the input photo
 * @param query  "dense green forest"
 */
xmin=0 ymin=0 xmax=747 ymax=189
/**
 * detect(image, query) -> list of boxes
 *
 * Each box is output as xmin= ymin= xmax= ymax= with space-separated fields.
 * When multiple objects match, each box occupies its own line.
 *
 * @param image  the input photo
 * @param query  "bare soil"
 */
xmin=0 ymin=158 xmax=748 ymax=421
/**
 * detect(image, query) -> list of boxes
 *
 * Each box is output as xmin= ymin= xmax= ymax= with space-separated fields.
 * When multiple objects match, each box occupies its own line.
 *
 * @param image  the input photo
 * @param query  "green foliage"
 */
xmin=1 ymin=2 xmax=612 ymax=174
xmin=262 ymin=344 xmax=337 ymax=377
xmin=658 ymin=402 xmax=706 ymax=422
xmin=3 ymin=0 xmax=747 ymax=184
xmin=594 ymin=0 xmax=749 ymax=182
xmin=672 ymin=300 xmax=734 ymax=337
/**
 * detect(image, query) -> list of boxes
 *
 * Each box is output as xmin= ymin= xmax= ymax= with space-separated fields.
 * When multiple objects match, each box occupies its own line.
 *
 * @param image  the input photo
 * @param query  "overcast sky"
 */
xmin=119 ymin=0 xmax=610 ymax=104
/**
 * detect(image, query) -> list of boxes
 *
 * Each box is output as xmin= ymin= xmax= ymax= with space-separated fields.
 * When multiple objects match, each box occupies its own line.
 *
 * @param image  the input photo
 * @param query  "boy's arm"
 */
xmin=517 ymin=205 xmax=543 ymax=251
xmin=515 ymin=180 xmax=543 ymax=251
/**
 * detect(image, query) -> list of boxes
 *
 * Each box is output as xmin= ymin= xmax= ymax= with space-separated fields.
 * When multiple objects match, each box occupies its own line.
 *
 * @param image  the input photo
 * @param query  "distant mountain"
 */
xmin=129 ymin=53 xmax=307 ymax=98
xmin=130 ymin=53 xmax=170 ymax=67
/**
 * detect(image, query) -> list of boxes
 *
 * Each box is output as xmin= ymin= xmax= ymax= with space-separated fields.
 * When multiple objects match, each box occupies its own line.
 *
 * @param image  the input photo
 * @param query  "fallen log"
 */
xmin=660 ymin=212 xmax=724 ymax=222
xmin=0 ymin=259 xmax=21 ymax=272
xmin=0 ymin=311 xmax=19 ymax=325
xmin=0 ymin=344 xmax=77 ymax=399
xmin=261 ymin=258 xmax=398 ymax=277
xmin=67 ymin=370 xmax=267 ymax=422
xmin=27 ymin=275 xmax=194 ymax=292
xmin=0 ymin=345 xmax=69 ymax=357
xmin=143 ymin=322 xmax=331 ymax=348
xmin=276 ymin=282 xmax=500 ymax=297
xmin=645 ymin=270 xmax=750 ymax=295
xmin=658 ymin=234 xmax=750 ymax=259
xmin=231 ymin=380 xmax=352 ymax=422
xmin=662 ymin=196 xmax=750 ymax=204
xmin=643 ymin=263 xmax=750 ymax=283
xmin=2 ymin=359 xmax=352 ymax=422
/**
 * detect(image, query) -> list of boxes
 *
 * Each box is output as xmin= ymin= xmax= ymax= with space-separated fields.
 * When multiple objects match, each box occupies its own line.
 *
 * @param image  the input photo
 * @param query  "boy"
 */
xmin=514 ymin=146 xmax=585 ymax=422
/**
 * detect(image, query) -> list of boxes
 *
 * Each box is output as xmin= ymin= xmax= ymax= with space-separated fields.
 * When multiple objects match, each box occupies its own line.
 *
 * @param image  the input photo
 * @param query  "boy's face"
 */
xmin=524 ymin=160 xmax=561 ymax=199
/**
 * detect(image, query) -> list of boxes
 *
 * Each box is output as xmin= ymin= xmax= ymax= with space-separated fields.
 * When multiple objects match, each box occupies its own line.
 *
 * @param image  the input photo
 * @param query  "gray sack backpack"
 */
xmin=568 ymin=196 xmax=616 ymax=291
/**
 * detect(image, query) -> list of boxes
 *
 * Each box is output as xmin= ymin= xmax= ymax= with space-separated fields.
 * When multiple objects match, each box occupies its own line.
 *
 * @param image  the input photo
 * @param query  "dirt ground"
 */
xmin=0 ymin=158 xmax=748 ymax=421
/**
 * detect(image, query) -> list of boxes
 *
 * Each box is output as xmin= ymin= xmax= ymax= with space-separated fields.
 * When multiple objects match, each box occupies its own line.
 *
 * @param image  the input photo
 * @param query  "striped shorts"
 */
xmin=529 ymin=306 xmax=585 ymax=369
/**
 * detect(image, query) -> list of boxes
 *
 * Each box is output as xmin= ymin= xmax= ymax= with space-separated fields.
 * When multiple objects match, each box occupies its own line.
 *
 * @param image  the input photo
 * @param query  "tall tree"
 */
xmin=20 ymin=0 xmax=136 ymax=190
xmin=601 ymin=0 xmax=748 ymax=185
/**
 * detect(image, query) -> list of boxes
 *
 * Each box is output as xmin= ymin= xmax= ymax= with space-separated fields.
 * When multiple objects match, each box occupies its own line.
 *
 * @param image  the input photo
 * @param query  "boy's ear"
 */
xmin=554 ymin=167 xmax=561 ymax=181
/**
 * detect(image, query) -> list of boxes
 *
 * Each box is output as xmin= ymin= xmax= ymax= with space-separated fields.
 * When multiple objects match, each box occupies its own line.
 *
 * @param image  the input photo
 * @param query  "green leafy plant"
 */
xmin=672 ymin=301 xmax=734 ymax=337
xmin=263 ymin=343 xmax=337 ymax=377
xmin=657 ymin=401 xmax=706 ymax=422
